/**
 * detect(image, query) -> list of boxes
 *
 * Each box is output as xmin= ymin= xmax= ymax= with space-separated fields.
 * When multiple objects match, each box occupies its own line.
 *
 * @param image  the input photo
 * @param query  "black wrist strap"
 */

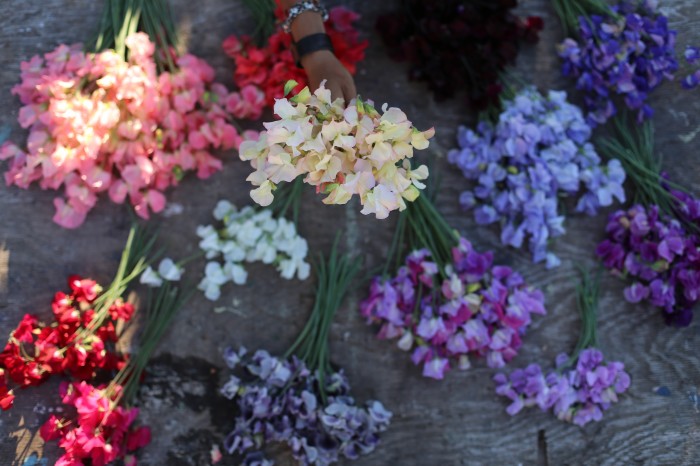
xmin=292 ymin=33 xmax=335 ymax=68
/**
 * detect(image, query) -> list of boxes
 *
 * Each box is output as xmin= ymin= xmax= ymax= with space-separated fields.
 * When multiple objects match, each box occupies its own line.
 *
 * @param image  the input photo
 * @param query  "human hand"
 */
xmin=301 ymin=50 xmax=357 ymax=104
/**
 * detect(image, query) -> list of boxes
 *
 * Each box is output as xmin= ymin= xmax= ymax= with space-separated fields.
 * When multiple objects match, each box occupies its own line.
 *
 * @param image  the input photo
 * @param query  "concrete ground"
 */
xmin=1 ymin=0 xmax=700 ymax=465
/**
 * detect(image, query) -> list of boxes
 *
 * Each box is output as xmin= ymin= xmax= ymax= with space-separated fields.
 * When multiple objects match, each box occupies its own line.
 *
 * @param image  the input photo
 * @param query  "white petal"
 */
xmin=140 ymin=266 xmax=163 ymax=287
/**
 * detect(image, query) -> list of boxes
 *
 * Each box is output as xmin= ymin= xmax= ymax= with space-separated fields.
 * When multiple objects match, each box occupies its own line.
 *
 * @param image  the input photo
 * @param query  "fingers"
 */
xmin=342 ymin=78 xmax=357 ymax=103
xmin=327 ymin=81 xmax=345 ymax=103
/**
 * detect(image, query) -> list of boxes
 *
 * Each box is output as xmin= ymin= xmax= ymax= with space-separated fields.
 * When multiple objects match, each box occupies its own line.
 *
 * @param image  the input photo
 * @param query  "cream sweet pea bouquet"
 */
xmin=239 ymin=81 xmax=434 ymax=219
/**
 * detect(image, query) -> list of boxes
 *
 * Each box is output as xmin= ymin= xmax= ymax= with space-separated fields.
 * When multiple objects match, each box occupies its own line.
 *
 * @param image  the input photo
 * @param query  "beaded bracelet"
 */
xmin=282 ymin=0 xmax=329 ymax=34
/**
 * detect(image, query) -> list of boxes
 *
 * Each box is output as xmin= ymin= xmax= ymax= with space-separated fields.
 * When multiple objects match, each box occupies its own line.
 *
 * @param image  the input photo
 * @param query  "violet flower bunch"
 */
xmin=494 ymin=269 xmax=631 ymax=426
xmin=448 ymin=87 xmax=625 ymax=268
xmin=220 ymin=244 xmax=392 ymax=465
xmin=558 ymin=0 xmax=679 ymax=125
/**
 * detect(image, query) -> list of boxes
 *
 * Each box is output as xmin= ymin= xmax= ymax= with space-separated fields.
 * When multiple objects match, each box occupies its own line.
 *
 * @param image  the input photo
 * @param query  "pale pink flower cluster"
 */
xmin=239 ymin=83 xmax=434 ymax=219
xmin=0 ymin=32 xmax=264 ymax=228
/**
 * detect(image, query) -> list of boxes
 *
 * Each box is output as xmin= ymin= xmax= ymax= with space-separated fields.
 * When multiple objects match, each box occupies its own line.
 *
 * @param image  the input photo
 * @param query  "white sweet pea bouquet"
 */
xmin=197 ymin=200 xmax=311 ymax=301
xmin=239 ymin=81 xmax=435 ymax=219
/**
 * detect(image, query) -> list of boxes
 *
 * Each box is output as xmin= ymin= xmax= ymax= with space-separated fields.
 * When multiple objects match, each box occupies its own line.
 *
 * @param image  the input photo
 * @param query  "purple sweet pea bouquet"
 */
xmin=360 ymin=193 xmax=547 ymax=380
xmin=221 ymin=245 xmax=392 ymax=465
xmin=557 ymin=0 xmax=679 ymax=125
xmin=448 ymin=87 xmax=625 ymax=268
xmin=494 ymin=269 xmax=631 ymax=426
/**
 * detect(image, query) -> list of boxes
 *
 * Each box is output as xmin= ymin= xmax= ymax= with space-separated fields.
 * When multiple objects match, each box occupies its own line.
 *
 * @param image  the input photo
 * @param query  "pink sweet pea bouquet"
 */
xmin=1 ymin=2 xmax=263 ymax=228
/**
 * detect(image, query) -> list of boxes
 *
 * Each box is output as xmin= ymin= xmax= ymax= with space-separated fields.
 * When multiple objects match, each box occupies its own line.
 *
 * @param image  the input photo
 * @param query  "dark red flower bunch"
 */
xmin=0 ymin=275 xmax=133 ymax=410
xmin=222 ymin=6 xmax=368 ymax=107
xmin=375 ymin=0 xmax=543 ymax=109
xmin=41 ymin=381 xmax=151 ymax=466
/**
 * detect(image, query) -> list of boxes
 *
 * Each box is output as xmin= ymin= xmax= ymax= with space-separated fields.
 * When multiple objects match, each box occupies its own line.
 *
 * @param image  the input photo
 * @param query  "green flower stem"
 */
xmin=283 ymin=238 xmax=360 ymax=404
xmin=551 ymin=0 xmax=617 ymax=37
xmin=383 ymin=208 xmax=408 ymax=277
xmin=111 ymin=282 xmax=191 ymax=405
xmin=599 ymin=117 xmax=698 ymax=232
xmin=175 ymin=250 xmax=206 ymax=268
xmin=559 ymin=266 xmax=600 ymax=371
xmin=93 ymin=0 xmax=177 ymax=70
xmin=76 ymin=224 xmax=159 ymax=343
xmin=242 ymin=0 xmax=277 ymax=44
xmin=407 ymin=194 xmax=459 ymax=272
xmin=270 ymin=176 xmax=305 ymax=226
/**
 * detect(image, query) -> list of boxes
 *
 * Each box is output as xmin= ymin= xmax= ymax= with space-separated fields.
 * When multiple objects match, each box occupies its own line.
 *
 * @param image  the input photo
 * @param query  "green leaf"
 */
xmin=290 ymin=86 xmax=311 ymax=104
xmin=172 ymin=166 xmax=185 ymax=181
xmin=284 ymin=80 xmax=299 ymax=97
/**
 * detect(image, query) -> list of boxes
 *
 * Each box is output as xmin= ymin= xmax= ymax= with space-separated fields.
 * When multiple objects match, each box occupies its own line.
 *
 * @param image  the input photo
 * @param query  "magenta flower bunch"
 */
xmin=360 ymin=195 xmax=546 ymax=380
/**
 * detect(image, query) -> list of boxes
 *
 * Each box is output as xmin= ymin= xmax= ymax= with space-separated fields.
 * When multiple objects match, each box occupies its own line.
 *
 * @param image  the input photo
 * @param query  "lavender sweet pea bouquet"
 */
xmin=360 ymin=194 xmax=547 ymax=380
xmin=220 ymin=244 xmax=392 ymax=465
xmin=494 ymin=269 xmax=631 ymax=426
xmin=448 ymin=87 xmax=625 ymax=268
xmin=557 ymin=0 xmax=679 ymax=125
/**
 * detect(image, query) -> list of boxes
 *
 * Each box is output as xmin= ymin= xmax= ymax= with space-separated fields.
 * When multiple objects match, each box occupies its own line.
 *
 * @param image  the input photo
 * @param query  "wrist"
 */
xmin=300 ymin=49 xmax=334 ymax=69
xmin=290 ymin=11 xmax=326 ymax=42
xmin=282 ymin=1 xmax=329 ymax=39
xmin=292 ymin=33 xmax=334 ymax=68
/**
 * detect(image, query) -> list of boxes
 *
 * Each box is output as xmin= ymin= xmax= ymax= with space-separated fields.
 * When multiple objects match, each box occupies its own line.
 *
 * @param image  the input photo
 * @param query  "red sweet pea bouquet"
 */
xmin=0 ymin=277 xmax=129 ymax=408
xmin=0 ymin=224 xmax=154 ymax=411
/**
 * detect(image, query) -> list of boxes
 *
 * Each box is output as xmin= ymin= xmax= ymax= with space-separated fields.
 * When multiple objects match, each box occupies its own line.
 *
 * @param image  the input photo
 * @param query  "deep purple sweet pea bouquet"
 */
xmin=494 ymin=270 xmax=631 ymax=426
xmin=220 ymin=245 xmax=392 ymax=465
xmin=597 ymin=202 xmax=700 ymax=326
xmin=558 ymin=0 xmax=679 ymax=125
xmin=448 ymin=87 xmax=625 ymax=268
xmin=596 ymin=120 xmax=700 ymax=326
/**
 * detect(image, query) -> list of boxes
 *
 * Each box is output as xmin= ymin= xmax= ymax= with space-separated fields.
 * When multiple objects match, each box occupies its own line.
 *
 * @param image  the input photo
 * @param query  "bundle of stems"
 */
xmin=77 ymin=223 xmax=160 ymax=341
xmin=110 ymin=282 xmax=192 ymax=404
xmin=241 ymin=0 xmax=278 ymax=44
xmin=477 ymin=71 xmax=524 ymax=123
xmin=551 ymin=0 xmax=616 ymax=37
xmin=598 ymin=116 xmax=695 ymax=229
xmin=92 ymin=0 xmax=178 ymax=71
xmin=283 ymin=239 xmax=361 ymax=403
xmin=384 ymin=188 xmax=459 ymax=279
xmin=269 ymin=176 xmax=304 ymax=226
xmin=561 ymin=266 xmax=601 ymax=369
